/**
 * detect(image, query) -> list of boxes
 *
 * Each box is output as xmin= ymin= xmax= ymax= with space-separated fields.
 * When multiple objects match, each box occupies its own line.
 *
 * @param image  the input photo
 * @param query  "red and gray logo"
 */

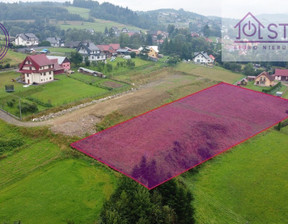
xmin=0 ymin=23 xmax=9 ymax=61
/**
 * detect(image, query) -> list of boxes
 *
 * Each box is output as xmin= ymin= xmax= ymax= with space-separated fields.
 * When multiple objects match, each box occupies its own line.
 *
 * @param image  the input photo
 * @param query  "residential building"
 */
xmin=47 ymin=56 xmax=71 ymax=71
xmin=138 ymin=46 xmax=159 ymax=60
xmin=46 ymin=37 xmax=64 ymax=47
xmin=77 ymin=42 xmax=106 ymax=62
xmin=15 ymin=33 xmax=39 ymax=46
xmin=254 ymin=72 xmax=275 ymax=87
xmin=273 ymin=69 xmax=288 ymax=81
xmin=97 ymin=44 xmax=120 ymax=58
xmin=193 ymin=52 xmax=214 ymax=64
xmin=18 ymin=54 xmax=55 ymax=84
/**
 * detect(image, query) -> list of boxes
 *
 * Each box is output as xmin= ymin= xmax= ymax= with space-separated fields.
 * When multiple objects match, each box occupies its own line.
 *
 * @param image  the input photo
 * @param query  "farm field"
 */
xmin=185 ymin=125 xmax=288 ymax=224
xmin=71 ymin=83 xmax=288 ymax=189
xmin=0 ymin=120 xmax=117 ymax=223
xmin=174 ymin=63 xmax=245 ymax=83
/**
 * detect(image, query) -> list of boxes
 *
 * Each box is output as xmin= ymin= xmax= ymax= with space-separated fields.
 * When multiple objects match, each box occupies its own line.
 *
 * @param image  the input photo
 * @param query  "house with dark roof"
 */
xmin=254 ymin=71 xmax=275 ymax=87
xmin=193 ymin=52 xmax=215 ymax=64
xmin=18 ymin=54 xmax=55 ymax=84
xmin=77 ymin=42 xmax=106 ymax=62
xmin=15 ymin=33 xmax=39 ymax=46
xmin=273 ymin=69 xmax=288 ymax=81
xmin=46 ymin=37 xmax=64 ymax=47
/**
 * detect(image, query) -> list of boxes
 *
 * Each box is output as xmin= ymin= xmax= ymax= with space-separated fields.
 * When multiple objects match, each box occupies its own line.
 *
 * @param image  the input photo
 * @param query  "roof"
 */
xmin=209 ymin=55 xmax=215 ymax=60
xmin=79 ymin=42 xmax=100 ymax=54
xmin=193 ymin=51 xmax=210 ymax=60
xmin=28 ymin=54 xmax=53 ymax=67
xmin=274 ymin=69 xmax=288 ymax=77
xmin=50 ymin=59 xmax=63 ymax=71
xmin=17 ymin=33 xmax=38 ymax=41
xmin=47 ymin=56 xmax=69 ymax=65
xmin=256 ymin=71 xmax=275 ymax=81
xmin=46 ymin=37 xmax=61 ymax=44
xmin=19 ymin=54 xmax=53 ymax=71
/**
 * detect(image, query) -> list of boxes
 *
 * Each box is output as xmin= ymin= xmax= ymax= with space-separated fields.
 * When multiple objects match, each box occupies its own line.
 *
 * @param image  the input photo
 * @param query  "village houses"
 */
xmin=15 ymin=33 xmax=39 ymax=46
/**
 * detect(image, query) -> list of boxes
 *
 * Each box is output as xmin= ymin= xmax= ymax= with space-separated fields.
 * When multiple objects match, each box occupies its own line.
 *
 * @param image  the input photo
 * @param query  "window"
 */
xmin=27 ymin=74 xmax=29 ymax=77
xmin=49 ymin=71 xmax=51 ymax=75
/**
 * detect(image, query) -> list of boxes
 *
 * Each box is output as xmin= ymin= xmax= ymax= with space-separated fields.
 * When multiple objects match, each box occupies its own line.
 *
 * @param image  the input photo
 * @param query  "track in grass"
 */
xmin=71 ymin=82 xmax=288 ymax=189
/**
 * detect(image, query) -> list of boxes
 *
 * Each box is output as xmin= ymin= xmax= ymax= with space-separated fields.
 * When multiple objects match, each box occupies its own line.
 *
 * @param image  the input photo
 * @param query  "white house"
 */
xmin=15 ymin=33 xmax=39 ymax=46
xmin=18 ymin=54 xmax=55 ymax=84
xmin=46 ymin=37 xmax=64 ymax=47
xmin=77 ymin=42 xmax=106 ymax=62
xmin=193 ymin=52 xmax=214 ymax=64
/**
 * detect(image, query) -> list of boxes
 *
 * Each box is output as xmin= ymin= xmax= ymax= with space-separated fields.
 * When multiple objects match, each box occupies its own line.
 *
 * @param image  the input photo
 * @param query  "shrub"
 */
xmin=0 ymin=139 xmax=25 ymax=154
xmin=19 ymin=102 xmax=39 ymax=114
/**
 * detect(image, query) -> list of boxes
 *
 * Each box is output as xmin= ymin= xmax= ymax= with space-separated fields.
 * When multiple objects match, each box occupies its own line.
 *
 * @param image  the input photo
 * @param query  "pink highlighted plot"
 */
xmin=71 ymin=83 xmax=288 ymax=189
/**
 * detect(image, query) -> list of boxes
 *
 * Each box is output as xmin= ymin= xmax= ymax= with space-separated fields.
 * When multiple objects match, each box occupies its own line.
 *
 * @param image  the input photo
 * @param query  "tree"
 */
xmin=146 ymin=34 xmax=153 ymax=46
xmin=84 ymin=56 xmax=90 ymax=67
xmin=202 ymin=24 xmax=210 ymax=37
xmin=100 ymin=176 xmax=194 ymax=224
xmin=243 ymin=63 xmax=256 ymax=76
xmin=70 ymin=52 xmax=83 ymax=66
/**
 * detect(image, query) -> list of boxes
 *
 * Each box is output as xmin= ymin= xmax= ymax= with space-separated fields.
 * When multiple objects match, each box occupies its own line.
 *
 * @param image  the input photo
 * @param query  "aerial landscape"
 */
xmin=0 ymin=0 xmax=288 ymax=223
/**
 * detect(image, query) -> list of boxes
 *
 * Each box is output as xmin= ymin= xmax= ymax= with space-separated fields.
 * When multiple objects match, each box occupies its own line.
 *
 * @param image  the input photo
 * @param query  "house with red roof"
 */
xmin=273 ymin=69 xmax=288 ymax=81
xmin=97 ymin=44 xmax=120 ymax=58
xmin=18 ymin=54 xmax=64 ymax=84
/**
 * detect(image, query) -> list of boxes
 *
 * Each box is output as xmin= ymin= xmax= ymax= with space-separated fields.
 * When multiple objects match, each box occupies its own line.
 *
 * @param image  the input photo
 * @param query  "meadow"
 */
xmin=0 ymin=120 xmax=117 ymax=223
xmin=0 ymin=50 xmax=26 ymax=67
xmin=174 ymin=63 xmax=245 ymax=83
xmin=55 ymin=19 xmax=144 ymax=33
xmin=72 ymin=83 xmax=288 ymax=189
xmin=184 ymin=125 xmax=288 ymax=224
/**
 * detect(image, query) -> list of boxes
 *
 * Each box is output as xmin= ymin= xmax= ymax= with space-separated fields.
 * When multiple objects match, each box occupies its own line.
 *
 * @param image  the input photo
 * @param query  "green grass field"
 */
xmin=174 ymin=63 xmax=245 ymax=83
xmin=0 ymin=50 xmax=27 ymax=67
xmin=184 ymin=126 xmax=288 ymax=224
xmin=28 ymin=75 xmax=108 ymax=106
xmin=66 ymin=6 xmax=90 ymax=19
xmin=56 ymin=18 xmax=144 ymax=33
xmin=0 ymin=120 xmax=117 ymax=223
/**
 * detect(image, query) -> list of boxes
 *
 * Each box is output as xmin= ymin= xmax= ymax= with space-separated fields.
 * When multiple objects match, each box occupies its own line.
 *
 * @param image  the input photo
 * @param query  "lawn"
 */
xmin=28 ymin=75 xmax=108 ymax=106
xmin=174 ymin=63 xmax=245 ymax=83
xmin=0 ymin=73 xmax=109 ymax=117
xmin=0 ymin=120 xmax=117 ymax=223
xmin=48 ymin=47 xmax=76 ymax=54
xmin=184 ymin=126 xmax=288 ymax=224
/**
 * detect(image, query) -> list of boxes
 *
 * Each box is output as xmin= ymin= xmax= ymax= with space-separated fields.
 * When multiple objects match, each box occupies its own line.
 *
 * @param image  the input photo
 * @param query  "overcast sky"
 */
xmin=1 ymin=0 xmax=288 ymax=19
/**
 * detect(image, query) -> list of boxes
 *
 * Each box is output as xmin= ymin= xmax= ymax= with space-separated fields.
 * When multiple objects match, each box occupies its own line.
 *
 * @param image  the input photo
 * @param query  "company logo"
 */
xmin=234 ymin=12 xmax=288 ymax=43
xmin=0 ymin=23 xmax=9 ymax=61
